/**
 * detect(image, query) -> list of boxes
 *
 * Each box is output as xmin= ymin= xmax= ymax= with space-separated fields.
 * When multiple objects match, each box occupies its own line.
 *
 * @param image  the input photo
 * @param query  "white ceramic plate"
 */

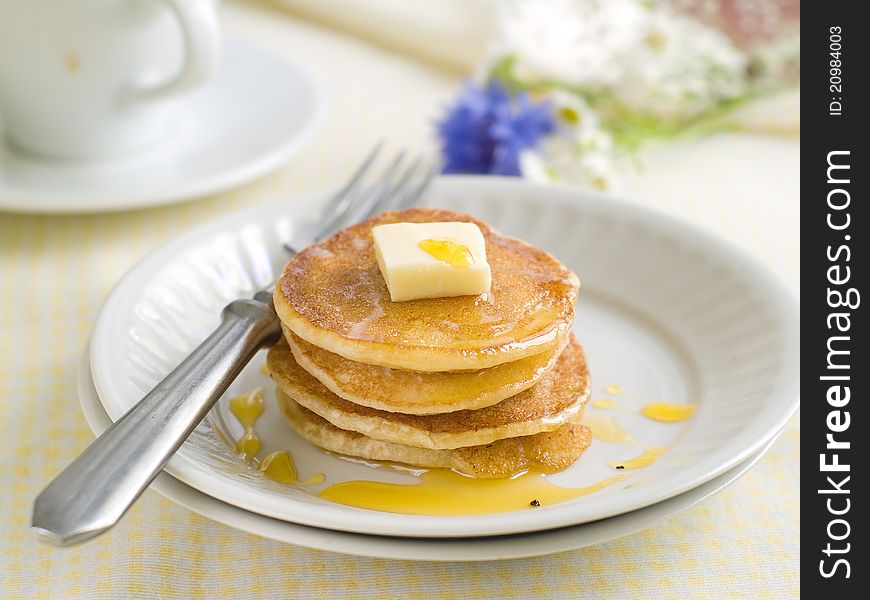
xmin=77 ymin=351 xmax=779 ymax=561
xmin=88 ymin=177 xmax=800 ymax=537
xmin=0 ymin=37 xmax=322 ymax=214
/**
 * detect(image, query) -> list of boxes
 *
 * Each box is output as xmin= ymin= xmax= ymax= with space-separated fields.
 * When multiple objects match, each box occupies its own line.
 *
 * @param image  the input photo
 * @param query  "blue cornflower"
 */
xmin=437 ymin=81 xmax=555 ymax=176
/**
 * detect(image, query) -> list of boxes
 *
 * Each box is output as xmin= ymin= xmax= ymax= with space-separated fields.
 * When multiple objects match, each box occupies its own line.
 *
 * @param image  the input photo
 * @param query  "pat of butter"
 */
xmin=372 ymin=222 xmax=492 ymax=302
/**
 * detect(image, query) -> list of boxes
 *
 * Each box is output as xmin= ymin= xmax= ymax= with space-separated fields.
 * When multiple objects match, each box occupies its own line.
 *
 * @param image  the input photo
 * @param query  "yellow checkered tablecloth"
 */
xmin=0 ymin=3 xmax=799 ymax=598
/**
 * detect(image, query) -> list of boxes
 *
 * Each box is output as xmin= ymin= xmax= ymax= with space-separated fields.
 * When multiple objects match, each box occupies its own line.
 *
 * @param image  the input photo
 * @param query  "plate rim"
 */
xmin=0 ymin=36 xmax=325 ymax=214
xmin=76 ymin=348 xmax=781 ymax=561
xmin=88 ymin=176 xmax=801 ymax=537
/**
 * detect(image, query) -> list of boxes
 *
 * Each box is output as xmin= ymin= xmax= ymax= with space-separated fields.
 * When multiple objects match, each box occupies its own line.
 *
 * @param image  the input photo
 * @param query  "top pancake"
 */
xmin=274 ymin=208 xmax=580 ymax=371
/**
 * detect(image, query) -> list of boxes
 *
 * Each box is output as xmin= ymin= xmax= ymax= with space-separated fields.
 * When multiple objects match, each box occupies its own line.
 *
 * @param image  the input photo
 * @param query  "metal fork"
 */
xmin=32 ymin=147 xmax=438 ymax=546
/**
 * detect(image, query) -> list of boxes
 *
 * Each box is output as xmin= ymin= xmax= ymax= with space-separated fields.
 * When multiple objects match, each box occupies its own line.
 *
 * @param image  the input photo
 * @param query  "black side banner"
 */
xmin=804 ymin=4 xmax=866 ymax=595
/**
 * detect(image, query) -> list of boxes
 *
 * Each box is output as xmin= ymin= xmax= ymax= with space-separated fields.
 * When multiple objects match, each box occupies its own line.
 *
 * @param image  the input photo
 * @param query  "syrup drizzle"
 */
xmin=229 ymin=389 xmax=325 ymax=484
xmin=229 ymin=389 xmax=265 ymax=462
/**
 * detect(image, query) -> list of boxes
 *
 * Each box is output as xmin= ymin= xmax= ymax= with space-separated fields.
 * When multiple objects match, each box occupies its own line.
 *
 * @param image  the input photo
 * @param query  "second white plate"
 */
xmin=88 ymin=177 xmax=800 ymax=537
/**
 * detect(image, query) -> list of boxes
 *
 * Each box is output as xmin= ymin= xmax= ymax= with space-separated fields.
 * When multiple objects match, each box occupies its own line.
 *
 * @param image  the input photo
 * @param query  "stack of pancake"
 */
xmin=268 ymin=208 xmax=592 ymax=478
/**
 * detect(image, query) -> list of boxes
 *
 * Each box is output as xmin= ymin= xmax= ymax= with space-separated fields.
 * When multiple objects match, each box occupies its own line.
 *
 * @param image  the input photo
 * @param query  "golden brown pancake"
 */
xmin=268 ymin=336 xmax=590 ymax=449
xmin=274 ymin=208 xmax=579 ymax=372
xmin=283 ymin=325 xmax=569 ymax=414
xmin=277 ymin=392 xmax=593 ymax=479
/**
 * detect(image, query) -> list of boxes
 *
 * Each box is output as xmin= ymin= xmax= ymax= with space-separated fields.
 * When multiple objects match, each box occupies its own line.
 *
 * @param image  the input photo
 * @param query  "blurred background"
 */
xmin=1 ymin=1 xmax=799 ymax=597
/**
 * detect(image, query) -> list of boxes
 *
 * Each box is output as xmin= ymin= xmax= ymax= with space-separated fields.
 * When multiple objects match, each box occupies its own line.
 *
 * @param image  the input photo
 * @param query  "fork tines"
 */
xmin=285 ymin=145 xmax=440 ymax=254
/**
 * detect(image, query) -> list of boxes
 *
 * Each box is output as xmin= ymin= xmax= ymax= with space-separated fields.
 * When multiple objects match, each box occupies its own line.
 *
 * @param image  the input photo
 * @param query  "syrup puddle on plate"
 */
xmin=640 ymin=402 xmax=697 ymax=422
xmin=318 ymin=469 xmax=626 ymax=516
xmin=259 ymin=451 xmax=325 ymax=485
xmin=596 ymin=384 xmax=697 ymax=424
xmin=225 ymin=381 xmax=694 ymax=515
xmin=582 ymin=414 xmax=637 ymax=445
xmin=608 ymin=447 xmax=668 ymax=470
xmin=580 ymin=415 xmax=669 ymax=471
xmin=583 ymin=384 xmax=699 ymax=471
xmin=581 ymin=415 xmax=668 ymax=471
xmin=591 ymin=398 xmax=618 ymax=409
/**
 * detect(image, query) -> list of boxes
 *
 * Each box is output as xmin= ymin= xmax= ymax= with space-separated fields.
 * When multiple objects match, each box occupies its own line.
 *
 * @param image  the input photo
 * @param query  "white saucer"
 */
xmin=87 ymin=177 xmax=800 ymax=538
xmin=77 ymin=350 xmax=779 ymax=561
xmin=0 ymin=37 xmax=323 ymax=214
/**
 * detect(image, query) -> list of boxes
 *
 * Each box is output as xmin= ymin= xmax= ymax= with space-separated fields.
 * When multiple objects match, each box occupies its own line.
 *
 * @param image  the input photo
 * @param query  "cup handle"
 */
xmin=128 ymin=0 xmax=222 ymax=102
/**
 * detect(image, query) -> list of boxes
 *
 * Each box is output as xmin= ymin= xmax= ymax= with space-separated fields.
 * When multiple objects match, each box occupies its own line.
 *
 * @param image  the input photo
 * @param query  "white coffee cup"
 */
xmin=0 ymin=0 xmax=221 ymax=159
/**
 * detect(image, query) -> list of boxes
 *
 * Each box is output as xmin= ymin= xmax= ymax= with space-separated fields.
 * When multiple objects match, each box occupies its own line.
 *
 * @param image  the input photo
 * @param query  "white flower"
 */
xmin=518 ymin=150 xmax=552 ymax=183
xmin=493 ymin=0 xmax=748 ymax=119
xmin=519 ymin=89 xmax=620 ymax=191
xmin=495 ymin=0 xmax=754 ymax=190
xmin=612 ymin=8 xmax=748 ymax=117
xmin=548 ymin=91 xmax=611 ymax=148
xmin=549 ymin=90 xmax=597 ymax=128
xmin=520 ymin=141 xmax=620 ymax=193
xmin=520 ymin=146 xmax=620 ymax=192
xmin=748 ymin=31 xmax=800 ymax=89
xmin=495 ymin=0 xmax=647 ymax=87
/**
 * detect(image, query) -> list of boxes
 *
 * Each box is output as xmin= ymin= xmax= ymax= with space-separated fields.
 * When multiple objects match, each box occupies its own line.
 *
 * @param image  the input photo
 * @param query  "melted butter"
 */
xmin=259 ymin=451 xmax=326 ymax=485
xmin=609 ymin=447 xmax=667 ymax=470
xmin=318 ymin=469 xmax=625 ymax=516
xmin=260 ymin=362 xmax=270 ymax=376
xmin=229 ymin=388 xmax=265 ymax=462
xmin=418 ymin=239 xmax=474 ymax=268
xmin=581 ymin=414 xmax=636 ymax=445
xmin=604 ymin=384 xmax=624 ymax=395
xmin=591 ymin=398 xmax=618 ymax=409
xmin=640 ymin=402 xmax=696 ymax=423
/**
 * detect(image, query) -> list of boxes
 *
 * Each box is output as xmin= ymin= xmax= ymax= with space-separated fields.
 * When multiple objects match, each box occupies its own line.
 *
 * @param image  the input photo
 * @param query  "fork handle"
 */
xmin=32 ymin=291 xmax=282 ymax=546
